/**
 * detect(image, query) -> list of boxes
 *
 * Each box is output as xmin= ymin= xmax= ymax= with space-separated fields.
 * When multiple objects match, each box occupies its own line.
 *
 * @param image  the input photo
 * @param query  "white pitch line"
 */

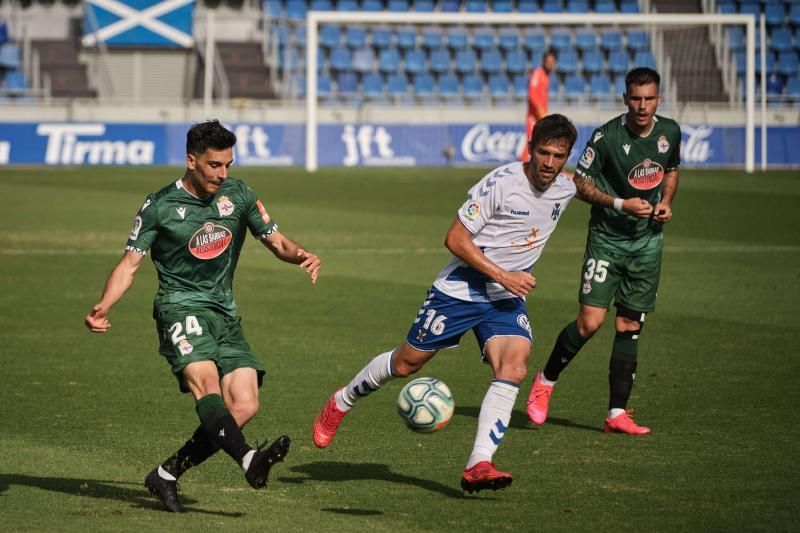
xmin=1 ymin=245 xmax=799 ymax=256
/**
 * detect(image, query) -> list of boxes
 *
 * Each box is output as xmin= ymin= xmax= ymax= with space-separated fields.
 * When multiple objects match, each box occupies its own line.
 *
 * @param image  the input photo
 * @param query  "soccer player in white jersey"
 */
xmin=313 ymin=114 xmax=578 ymax=493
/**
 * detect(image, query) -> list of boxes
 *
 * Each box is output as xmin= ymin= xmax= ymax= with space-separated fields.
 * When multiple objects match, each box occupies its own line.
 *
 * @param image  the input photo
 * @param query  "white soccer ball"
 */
xmin=397 ymin=377 xmax=455 ymax=432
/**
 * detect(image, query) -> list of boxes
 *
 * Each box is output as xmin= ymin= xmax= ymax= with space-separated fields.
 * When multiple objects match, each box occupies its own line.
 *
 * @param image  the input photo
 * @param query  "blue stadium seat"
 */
xmin=404 ymin=48 xmax=427 ymax=74
xmin=362 ymin=0 xmax=383 ymax=10
xmin=480 ymin=49 xmax=503 ymax=74
xmin=633 ymin=50 xmax=656 ymax=69
xmin=556 ymin=50 xmax=579 ymax=74
xmin=549 ymin=73 xmax=561 ymax=95
xmin=473 ymin=27 xmax=496 ymax=51
xmin=388 ymin=0 xmax=410 ymax=11
xmin=352 ymin=47 xmax=376 ymax=73
xmin=264 ymin=0 xmax=282 ymax=17
xmin=512 ymin=74 xmax=528 ymax=99
xmin=567 ymin=0 xmax=589 ymax=13
xmin=397 ymin=26 xmax=418 ymax=49
xmin=582 ymin=49 xmax=604 ymax=74
xmin=362 ymin=72 xmax=384 ymax=99
xmin=608 ymin=49 xmax=630 ymax=75
xmin=612 ymin=74 xmax=626 ymax=95
xmin=346 ymin=26 xmax=367 ymax=48
xmin=422 ymin=26 xmax=445 ymax=49
xmin=414 ymin=73 xmax=436 ymax=101
xmin=3 ymin=70 xmax=27 ymax=93
xmin=735 ymin=51 xmax=747 ymax=75
xmin=493 ymin=0 xmax=514 ymax=12
xmin=462 ymin=73 xmax=484 ymax=101
xmin=379 ymin=48 xmax=401 ymax=73
xmin=337 ymin=0 xmax=357 ymax=9
xmin=317 ymin=74 xmax=333 ymax=99
xmin=718 ymin=2 xmax=737 ymax=14
xmin=764 ymin=3 xmax=786 ymax=26
xmin=429 ymin=48 xmax=451 ymax=73
xmin=286 ymin=0 xmax=307 ymax=19
xmin=372 ymin=26 xmax=393 ymax=49
xmin=329 ymin=46 xmax=352 ymax=71
xmin=786 ymin=76 xmax=800 ymax=100
xmin=738 ymin=2 xmax=760 ymax=17
xmin=575 ymin=29 xmax=598 ymax=51
xmin=320 ymin=25 xmax=341 ymax=48
xmin=600 ymin=29 xmax=623 ymax=52
xmin=310 ymin=0 xmax=332 ymax=10
xmin=414 ymin=0 xmax=436 ymax=11
xmin=438 ymin=73 xmax=460 ymax=100
xmin=550 ymin=28 xmax=573 ymax=52
xmin=387 ymin=73 xmax=410 ymax=101
xmin=488 ymin=73 xmax=511 ymax=100
xmin=446 ymin=26 xmax=469 ymax=50
xmin=627 ymin=30 xmax=649 ymax=51
xmin=466 ymin=0 xmax=486 ymax=12
xmin=564 ymin=74 xmax=586 ymax=100
xmin=335 ymin=71 xmax=359 ymax=98
xmin=440 ymin=0 xmax=461 ymax=12
xmin=790 ymin=4 xmax=800 ymax=26
xmin=757 ymin=51 xmax=777 ymax=74
xmin=295 ymin=25 xmax=307 ymax=47
xmin=455 ymin=48 xmax=478 ymax=73
xmin=726 ymin=27 xmax=745 ymax=51
xmin=619 ymin=0 xmax=639 ymax=13
xmin=505 ymin=49 xmax=528 ymax=75
xmin=498 ymin=27 xmax=520 ymax=51
xmin=523 ymin=28 xmax=547 ymax=56
xmin=594 ymin=0 xmax=616 ymax=13
xmin=0 ymin=44 xmax=21 ymax=70
xmin=518 ymin=0 xmax=539 ymax=12
xmin=770 ymin=28 xmax=793 ymax=53
xmin=589 ymin=74 xmax=612 ymax=98
xmin=777 ymin=51 xmax=799 ymax=77
xmin=542 ymin=0 xmax=564 ymax=13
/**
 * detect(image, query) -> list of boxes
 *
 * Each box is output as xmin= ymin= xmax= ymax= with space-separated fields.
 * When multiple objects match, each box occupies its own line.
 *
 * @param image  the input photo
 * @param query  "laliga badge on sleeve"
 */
xmin=463 ymin=201 xmax=481 ymax=221
xmin=578 ymin=146 xmax=595 ymax=169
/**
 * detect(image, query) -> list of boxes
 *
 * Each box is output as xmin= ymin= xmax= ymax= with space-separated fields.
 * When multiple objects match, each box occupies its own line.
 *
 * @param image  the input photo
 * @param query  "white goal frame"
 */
xmin=305 ymin=11 xmax=757 ymax=172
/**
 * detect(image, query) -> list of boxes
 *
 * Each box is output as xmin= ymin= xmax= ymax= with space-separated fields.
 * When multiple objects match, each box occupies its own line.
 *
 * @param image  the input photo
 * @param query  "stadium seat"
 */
xmin=582 ymin=49 xmax=604 ymax=74
xmin=738 ymin=2 xmax=760 ymax=17
xmin=575 ymin=29 xmax=598 ymax=52
xmin=613 ymin=74 xmax=626 ymax=95
xmin=310 ymin=0 xmax=332 ymax=10
xmin=346 ymin=26 xmax=367 ymax=48
xmin=264 ymin=0 xmax=282 ymax=17
xmin=726 ymin=27 xmax=745 ymax=51
xmin=362 ymin=0 xmax=383 ymax=11
xmin=352 ymin=47 xmax=376 ymax=73
xmin=600 ymin=29 xmax=623 ymax=52
xmin=335 ymin=71 xmax=359 ymax=98
xmin=317 ymin=74 xmax=333 ymax=99
xmin=379 ymin=48 xmax=401 ymax=73
xmin=413 ymin=73 xmax=436 ymax=101
xmin=619 ymin=0 xmax=639 ymax=13
xmin=414 ymin=0 xmax=436 ymax=11
xmin=386 ymin=73 xmax=410 ymax=101
xmin=0 ymin=44 xmax=21 ymax=70
xmin=286 ymin=0 xmax=307 ymax=19
xmin=549 ymin=73 xmax=561 ymax=95
xmin=404 ymin=48 xmax=427 ymax=74
xmin=757 ymin=51 xmax=777 ymax=74
xmin=626 ymin=30 xmax=649 ymax=51
xmin=446 ymin=26 xmax=469 ymax=50
xmin=466 ymin=0 xmax=486 ymax=12
xmin=397 ymin=26 xmax=418 ymax=49
xmin=3 ymin=70 xmax=27 ymax=94
xmin=372 ymin=26 xmax=393 ymax=49
xmin=480 ymin=49 xmax=503 ymax=74
xmin=608 ymin=49 xmax=630 ymax=75
xmin=429 ymin=47 xmax=451 ymax=74
xmin=764 ymin=4 xmax=787 ymax=26
xmin=440 ymin=0 xmax=461 ymax=12
xmin=777 ymin=51 xmax=799 ymax=77
xmin=388 ymin=0 xmax=410 ymax=11
xmin=438 ymin=73 xmax=460 ymax=100
xmin=320 ymin=25 xmax=341 ymax=49
xmin=790 ymin=4 xmax=800 ymax=26
xmin=564 ymin=74 xmax=586 ymax=100
xmin=770 ymin=28 xmax=793 ymax=53
xmin=589 ymin=74 xmax=612 ymax=98
xmin=512 ymin=73 xmax=528 ymax=99
xmin=785 ymin=76 xmax=800 ymax=100
xmin=498 ymin=27 xmax=520 ymax=51
xmin=633 ymin=50 xmax=656 ymax=69
xmin=329 ymin=46 xmax=352 ymax=71
xmin=493 ymin=0 xmax=514 ymax=12
xmin=488 ymin=73 xmax=511 ymax=101
xmin=518 ymin=0 xmax=539 ymax=13
xmin=505 ymin=49 xmax=528 ymax=74
xmin=556 ymin=50 xmax=579 ymax=74
xmin=718 ymin=2 xmax=737 ymax=14
xmin=455 ymin=48 xmax=478 ymax=73
xmin=462 ymin=73 xmax=484 ymax=102
xmin=362 ymin=72 xmax=385 ymax=99
xmin=567 ymin=0 xmax=589 ymax=13
xmin=550 ymin=28 xmax=573 ymax=52
xmin=473 ymin=27 xmax=496 ymax=51
xmin=422 ymin=26 xmax=445 ymax=50
xmin=523 ymin=28 xmax=547 ymax=56
xmin=542 ymin=0 xmax=564 ymax=13
xmin=594 ymin=0 xmax=616 ymax=13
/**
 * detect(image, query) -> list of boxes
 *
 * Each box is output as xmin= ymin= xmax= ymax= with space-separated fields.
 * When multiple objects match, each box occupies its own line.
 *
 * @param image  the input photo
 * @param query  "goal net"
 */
xmin=288 ymin=11 xmax=756 ymax=171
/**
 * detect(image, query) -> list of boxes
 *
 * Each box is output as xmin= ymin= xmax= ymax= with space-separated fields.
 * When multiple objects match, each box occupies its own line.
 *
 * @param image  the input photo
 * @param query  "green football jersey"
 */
xmin=125 ymin=177 xmax=277 ymax=315
xmin=574 ymin=114 xmax=681 ymax=255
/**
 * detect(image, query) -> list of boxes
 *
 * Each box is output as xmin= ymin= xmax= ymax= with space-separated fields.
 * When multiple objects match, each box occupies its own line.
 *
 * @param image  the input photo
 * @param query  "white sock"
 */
xmin=335 ymin=350 xmax=395 ymax=412
xmin=539 ymin=372 xmax=556 ymax=387
xmin=157 ymin=465 xmax=177 ymax=481
xmin=241 ymin=449 xmax=256 ymax=472
xmin=465 ymin=380 xmax=519 ymax=470
xmin=608 ymin=408 xmax=626 ymax=419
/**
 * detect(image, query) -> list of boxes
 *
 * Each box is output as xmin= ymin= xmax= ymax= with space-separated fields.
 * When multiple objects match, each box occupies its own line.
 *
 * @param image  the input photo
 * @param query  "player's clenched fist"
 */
xmin=622 ymin=197 xmax=654 ymax=219
xmin=499 ymin=271 xmax=537 ymax=298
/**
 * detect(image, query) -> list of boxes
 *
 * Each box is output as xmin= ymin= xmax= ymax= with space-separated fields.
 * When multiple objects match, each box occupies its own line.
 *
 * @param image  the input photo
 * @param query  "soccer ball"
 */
xmin=397 ymin=377 xmax=455 ymax=432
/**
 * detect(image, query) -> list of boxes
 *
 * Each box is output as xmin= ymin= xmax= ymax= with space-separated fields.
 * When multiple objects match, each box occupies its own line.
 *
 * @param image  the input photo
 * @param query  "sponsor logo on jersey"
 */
xmin=256 ymin=199 xmax=271 ymax=224
xmin=516 ymin=314 xmax=531 ymax=334
xmin=551 ymin=202 xmax=562 ymax=221
xmin=511 ymin=209 xmax=530 ymax=216
xmin=217 ymin=195 xmax=235 ymax=216
xmin=129 ymin=216 xmax=142 ymax=241
xmin=463 ymin=201 xmax=481 ymax=221
xmin=178 ymin=339 xmax=193 ymax=356
xmin=578 ymin=146 xmax=595 ymax=169
xmin=594 ymin=131 xmax=604 ymax=142
xmin=461 ymin=123 xmax=527 ymax=163
xmin=657 ymin=135 xmax=670 ymax=154
xmin=627 ymin=159 xmax=664 ymax=190
xmin=176 ymin=206 xmax=186 ymax=219
xmin=623 ymin=143 xmax=631 ymax=155
xmin=188 ymin=222 xmax=233 ymax=260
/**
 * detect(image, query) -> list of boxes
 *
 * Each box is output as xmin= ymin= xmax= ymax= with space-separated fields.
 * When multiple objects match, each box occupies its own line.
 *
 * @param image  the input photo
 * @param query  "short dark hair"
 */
xmin=542 ymin=47 xmax=557 ymax=61
xmin=529 ymin=114 xmax=578 ymax=152
xmin=625 ymin=67 xmax=660 ymax=93
xmin=186 ymin=119 xmax=236 ymax=155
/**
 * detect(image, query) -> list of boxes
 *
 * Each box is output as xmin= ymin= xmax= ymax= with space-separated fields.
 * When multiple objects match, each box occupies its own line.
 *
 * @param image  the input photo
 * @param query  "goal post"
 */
xmin=305 ymin=11 xmax=757 ymax=172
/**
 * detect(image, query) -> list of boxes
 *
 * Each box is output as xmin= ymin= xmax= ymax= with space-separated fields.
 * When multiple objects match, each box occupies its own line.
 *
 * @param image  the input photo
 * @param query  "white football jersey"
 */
xmin=433 ymin=162 xmax=576 ymax=302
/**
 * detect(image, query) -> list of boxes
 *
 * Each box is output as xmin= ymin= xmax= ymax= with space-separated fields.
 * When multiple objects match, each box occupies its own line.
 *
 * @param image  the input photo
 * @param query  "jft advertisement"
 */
xmin=0 ymin=122 xmax=797 ymax=167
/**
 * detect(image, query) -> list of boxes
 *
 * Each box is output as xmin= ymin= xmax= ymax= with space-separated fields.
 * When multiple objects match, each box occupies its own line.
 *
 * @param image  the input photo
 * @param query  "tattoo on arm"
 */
xmin=660 ymin=170 xmax=679 ymax=205
xmin=574 ymin=174 xmax=614 ymax=208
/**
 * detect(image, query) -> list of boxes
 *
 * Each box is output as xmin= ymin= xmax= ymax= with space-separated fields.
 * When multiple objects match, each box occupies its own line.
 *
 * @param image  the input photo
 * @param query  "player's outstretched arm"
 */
xmin=574 ymin=174 xmax=654 ymax=219
xmin=444 ymin=217 xmax=536 ymax=298
xmin=85 ymin=250 xmax=146 ymax=333
xmin=260 ymin=229 xmax=321 ymax=284
xmin=654 ymin=170 xmax=679 ymax=223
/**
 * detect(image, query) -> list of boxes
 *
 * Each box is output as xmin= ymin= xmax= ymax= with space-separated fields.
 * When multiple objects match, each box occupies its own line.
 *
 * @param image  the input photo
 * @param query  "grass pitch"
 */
xmin=0 ymin=166 xmax=798 ymax=531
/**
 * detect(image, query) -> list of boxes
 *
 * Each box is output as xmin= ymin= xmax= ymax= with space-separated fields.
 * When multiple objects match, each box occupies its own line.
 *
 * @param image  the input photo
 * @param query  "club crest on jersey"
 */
xmin=129 ymin=216 xmax=142 ymax=241
xmin=463 ymin=201 xmax=481 ymax=221
xmin=627 ymin=159 xmax=665 ymax=190
xmin=657 ymin=135 xmax=670 ymax=154
xmin=256 ymin=199 xmax=271 ymax=224
xmin=217 ymin=195 xmax=235 ymax=217
xmin=582 ymin=279 xmax=592 ymax=295
xmin=578 ymin=147 xmax=595 ymax=169
xmin=178 ymin=339 xmax=194 ymax=356
xmin=189 ymin=222 xmax=233 ymax=260
xmin=551 ymin=202 xmax=562 ymax=221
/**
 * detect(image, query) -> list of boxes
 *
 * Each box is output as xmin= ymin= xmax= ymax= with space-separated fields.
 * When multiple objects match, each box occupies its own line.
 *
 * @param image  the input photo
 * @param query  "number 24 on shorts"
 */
xmin=169 ymin=315 xmax=204 ymax=345
xmin=584 ymin=258 xmax=609 ymax=283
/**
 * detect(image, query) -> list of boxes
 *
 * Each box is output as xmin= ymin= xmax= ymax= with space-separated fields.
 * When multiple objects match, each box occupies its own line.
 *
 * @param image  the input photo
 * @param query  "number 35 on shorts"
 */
xmin=582 ymin=257 xmax=609 ymax=295
xmin=168 ymin=315 xmax=204 ymax=356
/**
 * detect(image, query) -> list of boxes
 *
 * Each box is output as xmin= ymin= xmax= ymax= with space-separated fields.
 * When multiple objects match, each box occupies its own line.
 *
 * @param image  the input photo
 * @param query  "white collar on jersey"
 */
xmin=175 ymin=178 xmax=202 ymax=200
xmin=621 ymin=113 xmax=658 ymax=138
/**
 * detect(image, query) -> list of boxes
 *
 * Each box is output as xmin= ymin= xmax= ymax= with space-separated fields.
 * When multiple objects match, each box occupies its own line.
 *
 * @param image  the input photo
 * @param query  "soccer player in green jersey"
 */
xmin=85 ymin=120 xmax=321 ymax=512
xmin=527 ymin=67 xmax=680 ymax=435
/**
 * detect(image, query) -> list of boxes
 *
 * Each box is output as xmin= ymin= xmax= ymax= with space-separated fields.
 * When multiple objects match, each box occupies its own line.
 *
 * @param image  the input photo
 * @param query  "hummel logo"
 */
xmin=594 ymin=131 xmax=603 ymax=142
xmin=176 ymin=207 xmax=186 ymax=219
xmin=623 ymin=144 xmax=631 ymax=155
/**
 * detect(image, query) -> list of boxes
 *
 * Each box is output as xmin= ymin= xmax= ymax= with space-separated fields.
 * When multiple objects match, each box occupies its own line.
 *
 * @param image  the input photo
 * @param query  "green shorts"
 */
xmin=154 ymin=306 xmax=265 ymax=393
xmin=577 ymin=241 xmax=662 ymax=313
